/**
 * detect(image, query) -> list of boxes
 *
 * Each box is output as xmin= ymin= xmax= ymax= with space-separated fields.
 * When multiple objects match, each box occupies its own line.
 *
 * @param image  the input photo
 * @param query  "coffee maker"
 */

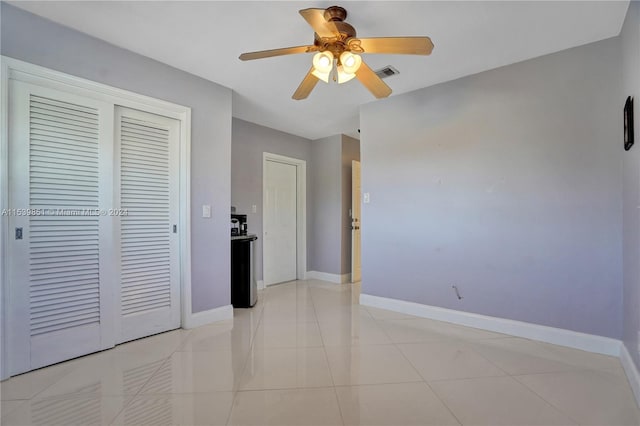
xmin=231 ymin=213 xmax=248 ymax=236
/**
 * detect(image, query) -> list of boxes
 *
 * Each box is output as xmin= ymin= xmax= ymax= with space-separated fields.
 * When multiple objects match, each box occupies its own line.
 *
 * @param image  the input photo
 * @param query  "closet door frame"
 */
xmin=0 ymin=57 xmax=193 ymax=380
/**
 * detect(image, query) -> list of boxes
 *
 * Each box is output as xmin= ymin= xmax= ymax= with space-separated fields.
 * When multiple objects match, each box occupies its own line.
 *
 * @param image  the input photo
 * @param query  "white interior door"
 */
xmin=351 ymin=160 xmax=362 ymax=283
xmin=115 ymin=106 xmax=180 ymax=343
xmin=8 ymin=81 xmax=115 ymax=374
xmin=264 ymin=160 xmax=297 ymax=285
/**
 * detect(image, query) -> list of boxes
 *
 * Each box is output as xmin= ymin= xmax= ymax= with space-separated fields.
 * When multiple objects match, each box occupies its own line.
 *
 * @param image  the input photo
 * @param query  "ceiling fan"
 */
xmin=239 ymin=5 xmax=434 ymax=100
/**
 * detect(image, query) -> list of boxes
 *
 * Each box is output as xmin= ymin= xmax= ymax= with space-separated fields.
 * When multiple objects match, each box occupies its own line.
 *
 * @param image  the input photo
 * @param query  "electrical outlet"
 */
xmin=363 ymin=192 xmax=370 ymax=203
xmin=252 ymin=204 xmax=257 ymax=213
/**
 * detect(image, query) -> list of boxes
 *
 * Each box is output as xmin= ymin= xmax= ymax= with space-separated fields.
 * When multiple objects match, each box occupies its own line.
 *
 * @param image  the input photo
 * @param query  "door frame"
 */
xmin=0 ymin=57 xmax=193 ymax=379
xmin=351 ymin=160 xmax=361 ymax=283
xmin=262 ymin=152 xmax=307 ymax=286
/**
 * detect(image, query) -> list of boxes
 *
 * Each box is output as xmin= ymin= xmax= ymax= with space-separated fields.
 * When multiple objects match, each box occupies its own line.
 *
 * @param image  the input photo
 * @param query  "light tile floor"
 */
xmin=1 ymin=280 xmax=639 ymax=425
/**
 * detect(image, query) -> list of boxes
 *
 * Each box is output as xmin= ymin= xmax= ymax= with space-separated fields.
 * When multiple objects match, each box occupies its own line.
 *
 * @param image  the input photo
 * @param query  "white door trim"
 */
xmin=0 ymin=58 xmax=10 ymax=381
xmin=351 ymin=160 xmax=361 ymax=283
xmin=0 ymin=56 xmax=192 ymax=380
xmin=262 ymin=152 xmax=307 ymax=286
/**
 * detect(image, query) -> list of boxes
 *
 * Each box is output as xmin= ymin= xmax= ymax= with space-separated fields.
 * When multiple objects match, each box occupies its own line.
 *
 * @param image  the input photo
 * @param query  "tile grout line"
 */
xmin=509 ymin=374 xmax=582 ymax=425
xmin=309 ymin=281 xmax=347 ymax=426
xmin=375 ymin=313 xmax=428 ymax=381
xmin=373 ymin=303 xmax=532 ymax=425
xmin=230 ymin=281 xmax=343 ymax=424
xmin=17 ymin=361 xmax=82 ymax=402
xmin=386 ymin=324 xmax=466 ymax=426
xmin=109 ymin=331 xmax=192 ymax=424
xmin=463 ymin=338 xmax=627 ymax=380
xmin=363 ymin=289 xmax=470 ymax=425
xmin=225 ymin=287 xmax=268 ymax=426
xmin=421 ymin=380 xmax=464 ymax=426
xmin=454 ymin=338 xmax=513 ymax=378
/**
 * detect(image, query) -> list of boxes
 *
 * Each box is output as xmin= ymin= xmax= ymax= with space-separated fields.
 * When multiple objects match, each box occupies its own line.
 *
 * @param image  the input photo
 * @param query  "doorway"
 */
xmin=262 ymin=153 xmax=307 ymax=286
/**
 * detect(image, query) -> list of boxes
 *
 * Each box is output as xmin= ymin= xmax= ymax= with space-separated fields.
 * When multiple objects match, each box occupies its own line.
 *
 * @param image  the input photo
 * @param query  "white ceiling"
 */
xmin=10 ymin=1 xmax=629 ymax=140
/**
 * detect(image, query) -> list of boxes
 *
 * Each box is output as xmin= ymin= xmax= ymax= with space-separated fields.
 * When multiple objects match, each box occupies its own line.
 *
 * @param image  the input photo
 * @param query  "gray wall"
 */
xmin=231 ymin=121 xmax=359 ymax=280
xmin=341 ymin=135 xmax=361 ymax=275
xmin=310 ymin=135 xmax=343 ymax=274
xmin=231 ymin=118 xmax=312 ymax=282
xmin=1 ymin=4 xmax=233 ymax=313
xmin=308 ymin=134 xmax=360 ymax=276
xmin=622 ymin=1 xmax=640 ymax=371
xmin=360 ymin=37 xmax=623 ymax=339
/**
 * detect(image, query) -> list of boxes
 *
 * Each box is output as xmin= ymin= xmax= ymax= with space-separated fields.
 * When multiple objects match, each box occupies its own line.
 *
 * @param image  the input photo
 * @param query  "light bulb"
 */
xmin=313 ymin=51 xmax=334 ymax=74
xmin=340 ymin=51 xmax=362 ymax=74
xmin=344 ymin=56 xmax=355 ymax=67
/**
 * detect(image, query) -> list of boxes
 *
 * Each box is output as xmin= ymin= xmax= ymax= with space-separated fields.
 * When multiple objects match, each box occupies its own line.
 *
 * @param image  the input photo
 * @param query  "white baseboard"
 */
xmin=257 ymin=280 xmax=265 ymax=290
xmin=621 ymin=344 xmax=640 ymax=407
xmin=306 ymin=271 xmax=351 ymax=284
xmin=360 ymin=294 xmax=621 ymax=357
xmin=183 ymin=304 xmax=233 ymax=329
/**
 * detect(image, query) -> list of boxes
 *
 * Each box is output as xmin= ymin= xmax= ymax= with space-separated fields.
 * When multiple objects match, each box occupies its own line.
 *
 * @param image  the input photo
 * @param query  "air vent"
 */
xmin=374 ymin=66 xmax=400 ymax=79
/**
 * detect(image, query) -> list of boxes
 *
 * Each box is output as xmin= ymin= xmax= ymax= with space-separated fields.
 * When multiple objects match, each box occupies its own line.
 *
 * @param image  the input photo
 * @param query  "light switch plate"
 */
xmin=363 ymin=193 xmax=370 ymax=204
xmin=202 ymin=205 xmax=211 ymax=218
xmin=252 ymin=204 xmax=257 ymax=213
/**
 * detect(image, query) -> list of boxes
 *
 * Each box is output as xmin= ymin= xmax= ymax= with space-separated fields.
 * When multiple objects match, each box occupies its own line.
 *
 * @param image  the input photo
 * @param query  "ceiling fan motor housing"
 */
xmin=324 ymin=6 xmax=347 ymax=22
xmin=314 ymin=6 xmax=357 ymax=58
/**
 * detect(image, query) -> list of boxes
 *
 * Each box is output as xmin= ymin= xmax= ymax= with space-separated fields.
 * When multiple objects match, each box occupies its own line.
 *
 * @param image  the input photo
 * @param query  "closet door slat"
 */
xmin=28 ymin=95 xmax=101 ymax=338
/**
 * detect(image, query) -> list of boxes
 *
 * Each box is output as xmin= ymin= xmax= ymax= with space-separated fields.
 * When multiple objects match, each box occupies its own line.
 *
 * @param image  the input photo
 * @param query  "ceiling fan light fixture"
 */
xmin=311 ymin=68 xmax=331 ymax=83
xmin=239 ymin=6 xmax=433 ymax=99
xmin=313 ymin=51 xmax=334 ymax=73
xmin=337 ymin=65 xmax=357 ymax=84
xmin=340 ymin=51 xmax=362 ymax=74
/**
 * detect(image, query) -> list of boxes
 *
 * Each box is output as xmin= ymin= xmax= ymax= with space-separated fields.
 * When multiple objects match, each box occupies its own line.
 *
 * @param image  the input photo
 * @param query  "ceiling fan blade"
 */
xmin=239 ymin=45 xmax=318 ymax=61
xmin=357 ymin=37 xmax=434 ymax=55
xmin=292 ymin=68 xmax=320 ymax=100
xmin=355 ymin=61 xmax=392 ymax=99
xmin=299 ymin=8 xmax=339 ymax=39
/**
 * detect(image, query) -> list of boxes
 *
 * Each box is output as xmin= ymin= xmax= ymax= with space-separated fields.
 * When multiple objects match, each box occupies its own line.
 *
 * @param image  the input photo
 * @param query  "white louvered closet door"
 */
xmin=8 ymin=81 xmax=115 ymax=374
xmin=115 ymin=107 xmax=180 ymax=343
